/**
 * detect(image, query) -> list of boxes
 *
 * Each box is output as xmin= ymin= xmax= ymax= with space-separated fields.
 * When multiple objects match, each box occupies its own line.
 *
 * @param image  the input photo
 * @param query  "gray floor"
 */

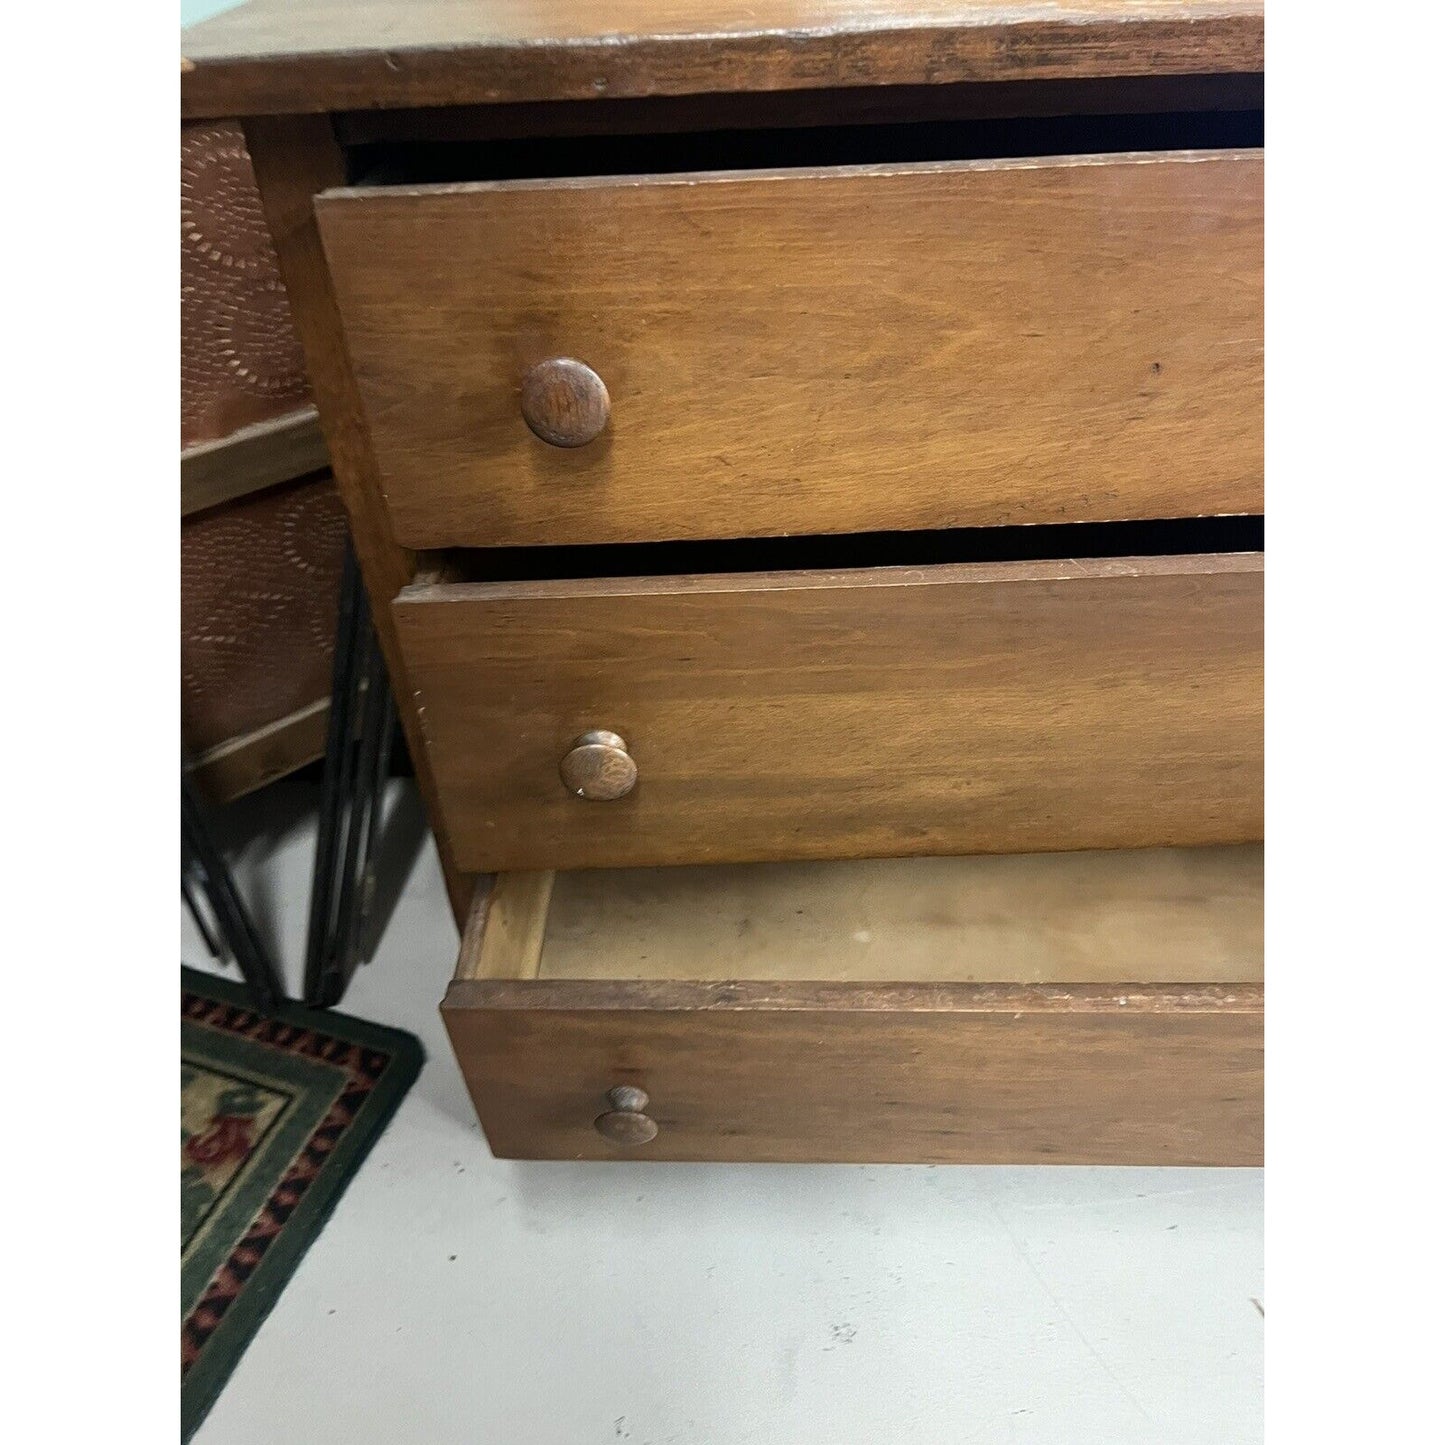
xmin=185 ymin=782 xmax=1262 ymax=1445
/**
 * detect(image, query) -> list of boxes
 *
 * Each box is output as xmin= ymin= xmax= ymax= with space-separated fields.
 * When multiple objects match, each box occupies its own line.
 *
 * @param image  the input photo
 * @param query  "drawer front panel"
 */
xmin=443 ymin=979 xmax=1263 ymax=1165
xmin=395 ymin=553 xmax=1263 ymax=872
xmin=318 ymin=151 xmax=1262 ymax=549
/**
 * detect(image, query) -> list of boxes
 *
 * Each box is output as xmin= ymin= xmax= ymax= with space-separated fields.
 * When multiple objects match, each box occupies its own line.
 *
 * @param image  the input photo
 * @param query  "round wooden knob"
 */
xmin=595 ymin=1086 xmax=658 ymax=1146
xmin=559 ymin=730 xmax=637 ymax=801
xmin=520 ymin=358 xmax=610 ymax=447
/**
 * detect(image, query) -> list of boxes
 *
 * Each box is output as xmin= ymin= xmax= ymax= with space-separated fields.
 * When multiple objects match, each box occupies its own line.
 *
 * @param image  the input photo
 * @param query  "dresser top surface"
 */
xmin=181 ymin=0 xmax=1264 ymax=120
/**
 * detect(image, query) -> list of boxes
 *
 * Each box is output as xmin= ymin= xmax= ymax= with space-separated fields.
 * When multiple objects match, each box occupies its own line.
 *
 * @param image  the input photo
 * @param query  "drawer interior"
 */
xmin=348 ymin=101 xmax=1262 ymax=188
xmin=425 ymin=513 xmax=1263 ymax=586
xmin=458 ymin=845 xmax=1262 ymax=987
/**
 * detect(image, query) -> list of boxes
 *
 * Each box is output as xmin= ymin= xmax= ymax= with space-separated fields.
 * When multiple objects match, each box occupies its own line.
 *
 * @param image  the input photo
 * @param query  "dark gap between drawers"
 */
xmin=349 ymin=109 xmax=1263 ymax=187
xmin=424 ymin=515 xmax=1264 ymax=586
xmin=338 ymin=74 xmax=1265 ymax=149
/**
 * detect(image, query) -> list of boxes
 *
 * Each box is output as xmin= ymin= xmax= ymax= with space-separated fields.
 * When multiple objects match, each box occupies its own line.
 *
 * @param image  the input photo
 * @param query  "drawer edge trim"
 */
xmin=443 ymin=978 xmax=1264 ymax=1014
xmin=399 ymin=550 xmax=1264 ymax=608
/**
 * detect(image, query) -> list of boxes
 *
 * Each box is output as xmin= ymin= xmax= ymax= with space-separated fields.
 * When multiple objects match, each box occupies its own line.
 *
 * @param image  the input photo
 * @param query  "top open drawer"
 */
xmin=316 ymin=150 xmax=1262 ymax=550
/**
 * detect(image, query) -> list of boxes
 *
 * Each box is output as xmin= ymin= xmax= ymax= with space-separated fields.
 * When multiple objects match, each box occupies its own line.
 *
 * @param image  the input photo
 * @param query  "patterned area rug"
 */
xmin=181 ymin=967 xmax=422 ymax=1440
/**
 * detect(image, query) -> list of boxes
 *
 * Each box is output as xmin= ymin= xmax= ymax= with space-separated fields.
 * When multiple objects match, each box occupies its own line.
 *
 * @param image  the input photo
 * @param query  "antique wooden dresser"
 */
xmin=182 ymin=0 xmax=1265 ymax=1165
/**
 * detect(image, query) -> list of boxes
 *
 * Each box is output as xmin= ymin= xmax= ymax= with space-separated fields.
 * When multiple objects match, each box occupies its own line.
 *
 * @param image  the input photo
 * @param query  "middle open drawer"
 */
xmin=395 ymin=544 xmax=1262 ymax=873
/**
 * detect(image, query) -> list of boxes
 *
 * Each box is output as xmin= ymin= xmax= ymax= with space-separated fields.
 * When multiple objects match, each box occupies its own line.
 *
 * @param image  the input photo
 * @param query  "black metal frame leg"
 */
xmin=304 ymin=543 xmax=398 ymax=1008
xmin=181 ymin=769 xmax=284 ymax=1015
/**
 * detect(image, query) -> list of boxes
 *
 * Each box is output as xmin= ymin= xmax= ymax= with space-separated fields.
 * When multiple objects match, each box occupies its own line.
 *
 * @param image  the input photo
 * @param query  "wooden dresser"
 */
xmin=183 ymin=1 xmax=1265 ymax=1165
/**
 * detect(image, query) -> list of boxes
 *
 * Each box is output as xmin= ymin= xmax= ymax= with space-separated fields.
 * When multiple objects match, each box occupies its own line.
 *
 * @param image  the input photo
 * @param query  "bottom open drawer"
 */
xmin=442 ymin=846 xmax=1262 ymax=1165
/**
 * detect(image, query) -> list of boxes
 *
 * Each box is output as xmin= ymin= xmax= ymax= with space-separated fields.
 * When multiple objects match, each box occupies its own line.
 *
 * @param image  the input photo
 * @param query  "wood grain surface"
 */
xmin=242 ymin=114 xmax=475 ymax=926
xmin=182 ymin=1 xmax=1264 ymax=118
xmin=319 ymin=151 xmax=1262 ymax=549
xmin=456 ymin=872 xmax=557 ymax=982
xmin=396 ymin=552 xmax=1264 ymax=872
xmin=533 ymin=845 xmax=1264 ymax=984
xmin=442 ymin=977 xmax=1263 ymax=1163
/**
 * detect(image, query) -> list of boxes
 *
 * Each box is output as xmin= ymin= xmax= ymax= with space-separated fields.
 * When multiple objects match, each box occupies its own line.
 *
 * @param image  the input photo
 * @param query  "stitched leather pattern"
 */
xmin=181 ymin=121 xmax=311 ymax=447
xmin=181 ymin=475 xmax=347 ymax=755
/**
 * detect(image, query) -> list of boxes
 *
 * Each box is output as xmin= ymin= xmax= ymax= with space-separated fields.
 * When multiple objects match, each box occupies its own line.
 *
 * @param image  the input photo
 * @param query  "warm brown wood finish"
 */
xmin=396 ymin=553 xmax=1263 ymax=872
xmin=443 ymin=843 xmax=1263 ymax=1163
xmin=186 ymin=697 xmax=331 ymax=804
xmin=183 ymin=1 xmax=1264 ymax=119
xmin=241 ymin=114 xmax=474 ymax=925
xmin=594 ymin=1085 xmax=661 ymax=1145
xmin=519 ymin=359 xmax=611 ymax=449
xmin=180 ymin=407 xmax=329 ymax=517
xmin=209 ymin=6 xmax=1265 ymax=1169
xmin=558 ymin=731 xmax=639 ymax=802
xmin=444 ymin=980 xmax=1261 ymax=1164
xmin=318 ymin=152 xmax=1262 ymax=549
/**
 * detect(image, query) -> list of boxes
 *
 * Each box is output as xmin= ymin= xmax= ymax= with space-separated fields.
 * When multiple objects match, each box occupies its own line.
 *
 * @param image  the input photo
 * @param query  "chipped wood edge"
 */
xmin=317 ymin=146 xmax=1260 ymax=206
xmin=446 ymin=977 xmax=1265 ymax=1013
xmin=182 ymin=12 xmax=1266 ymax=120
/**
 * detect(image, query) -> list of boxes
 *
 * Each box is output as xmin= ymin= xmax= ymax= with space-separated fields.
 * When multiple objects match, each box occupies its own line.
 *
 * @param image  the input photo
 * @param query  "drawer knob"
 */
xmin=595 ymin=1085 xmax=658 ymax=1146
xmin=560 ymin=729 xmax=637 ymax=801
xmin=520 ymin=358 xmax=610 ymax=448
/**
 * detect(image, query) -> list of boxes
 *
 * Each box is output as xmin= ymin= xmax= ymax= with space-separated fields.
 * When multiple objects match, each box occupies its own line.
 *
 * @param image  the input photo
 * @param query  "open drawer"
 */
xmin=442 ymin=844 xmax=1263 ymax=1165
xmin=397 ymin=546 xmax=1264 ymax=873
xmin=317 ymin=148 xmax=1261 ymax=550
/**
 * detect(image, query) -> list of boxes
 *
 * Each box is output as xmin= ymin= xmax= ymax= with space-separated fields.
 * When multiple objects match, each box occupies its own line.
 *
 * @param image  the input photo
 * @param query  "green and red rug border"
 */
xmin=181 ymin=967 xmax=422 ymax=1440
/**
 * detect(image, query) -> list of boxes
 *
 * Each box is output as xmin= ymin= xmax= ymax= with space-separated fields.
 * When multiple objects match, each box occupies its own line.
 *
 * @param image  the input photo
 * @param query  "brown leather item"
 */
xmin=181 ymin=473 xmax=347 ymax=758
xmin=181 ymin=121 xmax=311 ymax=447
xmin=181 ymin=121 xmax=344 ymax=798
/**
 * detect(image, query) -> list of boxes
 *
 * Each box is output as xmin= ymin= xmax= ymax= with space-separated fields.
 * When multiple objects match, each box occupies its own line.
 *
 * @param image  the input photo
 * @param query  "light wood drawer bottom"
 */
xmin=442 ymin=846 xmax=1263 ymax=1165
